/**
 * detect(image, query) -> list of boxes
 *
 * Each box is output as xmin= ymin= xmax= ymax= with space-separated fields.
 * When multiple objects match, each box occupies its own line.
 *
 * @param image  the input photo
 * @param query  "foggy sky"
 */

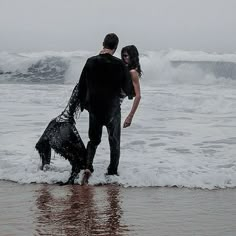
xmin=0 ymin=0 xmax=236 ymax=53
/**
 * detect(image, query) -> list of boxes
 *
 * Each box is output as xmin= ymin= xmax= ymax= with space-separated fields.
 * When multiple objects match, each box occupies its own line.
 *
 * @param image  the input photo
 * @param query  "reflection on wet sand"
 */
xmin=34 ymin=185 xmax=129 ymax=236
xmin=104 ymin=187 xmax=124 ymax=235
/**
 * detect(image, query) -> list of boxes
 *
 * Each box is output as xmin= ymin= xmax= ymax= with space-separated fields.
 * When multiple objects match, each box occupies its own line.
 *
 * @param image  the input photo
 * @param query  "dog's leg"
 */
xmin=35 ymin=119 xmax=58 ymax=170
xmin=54 ymin=122 xmax=86 ymax=185
xmin=35 ymin=139 xmax=51 ymax=170
xmin=58 ymin=158 xmax=80 ymax=185
xmin=41 ymin=148 xmax=51 ymax=170
xmin=68 ymin=158 xmax=81 ymax=184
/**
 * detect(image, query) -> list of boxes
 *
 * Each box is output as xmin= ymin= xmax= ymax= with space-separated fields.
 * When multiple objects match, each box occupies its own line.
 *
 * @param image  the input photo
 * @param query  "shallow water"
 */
xmin=0 ymin=181 xmax=236 ymax=236
xmin=1 ymin=50 xmax=236 ymax=189
xmin=0 ymin=82 xmax=236 ymax=188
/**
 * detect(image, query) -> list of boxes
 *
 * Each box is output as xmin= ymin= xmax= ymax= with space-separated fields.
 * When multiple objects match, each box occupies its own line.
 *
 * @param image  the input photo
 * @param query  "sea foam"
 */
xmin=0 ymin=50 xmax=236 ymax=189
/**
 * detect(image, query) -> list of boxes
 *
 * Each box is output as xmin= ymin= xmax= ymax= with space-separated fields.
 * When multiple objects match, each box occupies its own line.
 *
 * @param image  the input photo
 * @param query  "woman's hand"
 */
xmin=123 ymin=115 xmax=133 ymax=128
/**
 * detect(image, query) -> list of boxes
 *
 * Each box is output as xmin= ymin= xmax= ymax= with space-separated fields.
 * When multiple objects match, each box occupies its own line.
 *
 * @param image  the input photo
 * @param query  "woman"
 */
xmin=121 ymin=45 xmax=142 ymax=128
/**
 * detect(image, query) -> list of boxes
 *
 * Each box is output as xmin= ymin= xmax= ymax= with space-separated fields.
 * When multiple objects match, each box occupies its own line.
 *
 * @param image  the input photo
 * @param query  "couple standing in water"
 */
xmin=36 ymin=33 xmax=142 ymax=184
xmin=80 ymin=33 xmax=142 ymax=182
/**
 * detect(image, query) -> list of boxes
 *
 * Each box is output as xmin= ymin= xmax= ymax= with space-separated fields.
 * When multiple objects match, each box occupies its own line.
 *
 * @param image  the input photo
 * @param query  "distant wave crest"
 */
xmin=0 ymin=55 xmax=69 ymax=83
xmin=1 ymin=50 xmax=236 ymax=84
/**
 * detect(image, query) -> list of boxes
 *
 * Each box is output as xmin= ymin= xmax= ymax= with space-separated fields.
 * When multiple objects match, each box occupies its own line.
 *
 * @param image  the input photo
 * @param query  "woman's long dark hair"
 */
xmin=121 ymin=45 xmax=142 ymax=77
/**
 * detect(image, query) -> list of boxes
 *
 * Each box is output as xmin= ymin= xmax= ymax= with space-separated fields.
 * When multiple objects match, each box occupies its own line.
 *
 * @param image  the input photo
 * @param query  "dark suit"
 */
xmin=78 ymin=53 xmax=134 ymax=174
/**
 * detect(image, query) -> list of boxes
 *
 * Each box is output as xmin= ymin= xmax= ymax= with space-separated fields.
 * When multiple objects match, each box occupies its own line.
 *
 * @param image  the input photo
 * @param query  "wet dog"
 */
xmin=35 ymin=118 xmax=86 ymax=185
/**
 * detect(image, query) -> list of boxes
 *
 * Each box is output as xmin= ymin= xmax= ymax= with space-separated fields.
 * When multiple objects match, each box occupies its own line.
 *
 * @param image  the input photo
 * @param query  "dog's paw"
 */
xmin=56 ymin=180 xmax=74 ymax=186
xmin=56 ymin=181 xmax=65 ymax=186
xmin=40 ymin=164 xmax=51 ymax=171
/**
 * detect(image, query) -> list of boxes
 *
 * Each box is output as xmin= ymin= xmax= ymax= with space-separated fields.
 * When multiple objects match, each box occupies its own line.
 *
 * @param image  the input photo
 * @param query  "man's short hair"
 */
xmin=103 ymin=33 xmax=119 ymax=50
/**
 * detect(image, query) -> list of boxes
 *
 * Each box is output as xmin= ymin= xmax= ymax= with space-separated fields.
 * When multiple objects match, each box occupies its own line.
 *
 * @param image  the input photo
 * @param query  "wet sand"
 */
xmin=0 ymin=181 xmax=235 ymax=236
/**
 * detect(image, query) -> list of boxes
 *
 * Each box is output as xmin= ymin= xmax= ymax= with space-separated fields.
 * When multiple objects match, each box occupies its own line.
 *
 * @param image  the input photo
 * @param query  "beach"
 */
xmin=1 ymin=0 xmax=236 ymax=234
xmin=0 ymin=181 xmax=236 ymax=236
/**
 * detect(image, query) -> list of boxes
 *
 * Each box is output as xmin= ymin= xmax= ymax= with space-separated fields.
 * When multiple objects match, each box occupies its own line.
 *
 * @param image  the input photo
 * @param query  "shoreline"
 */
xmin=1 ymin=179 xmax=236 ymax=191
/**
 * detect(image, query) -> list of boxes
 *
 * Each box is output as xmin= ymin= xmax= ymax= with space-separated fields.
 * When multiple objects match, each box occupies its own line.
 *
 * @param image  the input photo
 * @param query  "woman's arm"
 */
xmin=123 ymin=69 xmax=141 ymax=128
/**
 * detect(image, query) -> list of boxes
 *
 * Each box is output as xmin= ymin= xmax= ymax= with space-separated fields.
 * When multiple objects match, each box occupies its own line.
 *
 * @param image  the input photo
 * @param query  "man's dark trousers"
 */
xmin=86 ymin=110 xmax=121 ymax=175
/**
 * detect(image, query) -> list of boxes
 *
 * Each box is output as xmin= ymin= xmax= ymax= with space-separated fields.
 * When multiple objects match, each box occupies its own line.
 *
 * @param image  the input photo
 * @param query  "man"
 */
xmin=78 ymin=33 xmax=134 ymax=182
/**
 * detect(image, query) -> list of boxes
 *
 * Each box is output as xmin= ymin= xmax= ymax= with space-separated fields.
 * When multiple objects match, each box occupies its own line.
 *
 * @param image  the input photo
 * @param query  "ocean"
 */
xmin=0 ymin=49 xmax=236 ymax=189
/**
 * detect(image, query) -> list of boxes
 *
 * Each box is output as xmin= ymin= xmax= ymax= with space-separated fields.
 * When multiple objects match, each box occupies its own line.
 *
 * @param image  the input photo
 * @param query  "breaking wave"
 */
xmin=1 ymin=50 xmax=236 ymax=84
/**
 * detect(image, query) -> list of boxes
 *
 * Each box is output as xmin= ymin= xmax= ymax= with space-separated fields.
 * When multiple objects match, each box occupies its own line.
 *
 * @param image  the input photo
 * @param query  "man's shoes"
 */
xmin=81 ymin=169 xmax=92 ymax=185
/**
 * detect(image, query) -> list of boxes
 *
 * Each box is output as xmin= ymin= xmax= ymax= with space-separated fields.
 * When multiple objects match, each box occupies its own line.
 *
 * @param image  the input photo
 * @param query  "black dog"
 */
xmin=35 ymin=82 xmax=87 ymax=185
xmin=35 ymin=118 xmax=86 ymax=184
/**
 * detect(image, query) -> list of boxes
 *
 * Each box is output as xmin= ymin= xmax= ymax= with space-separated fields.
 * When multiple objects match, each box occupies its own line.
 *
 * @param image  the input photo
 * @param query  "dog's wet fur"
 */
xmin=35 ymin=118 xmax=86 ymax=185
